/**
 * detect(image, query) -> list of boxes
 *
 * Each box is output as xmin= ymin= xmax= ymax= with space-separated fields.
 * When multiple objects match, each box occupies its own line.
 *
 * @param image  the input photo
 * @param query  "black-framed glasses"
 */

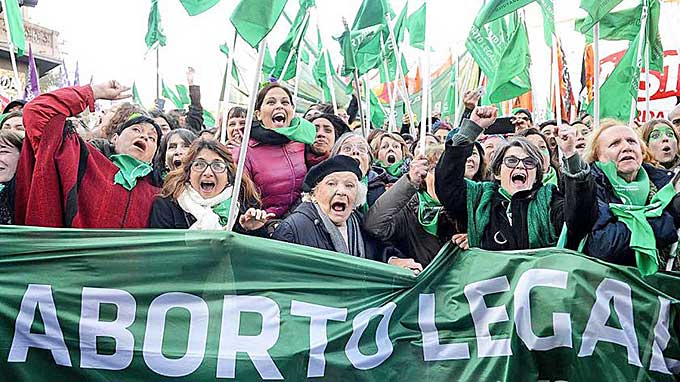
xmin=503 ymin=155 xmax=537 ymax=169
xmin=191 ymin=159 xmax=227 ymax=173
xmin=340 ymin=143 xmax=370 ymax=154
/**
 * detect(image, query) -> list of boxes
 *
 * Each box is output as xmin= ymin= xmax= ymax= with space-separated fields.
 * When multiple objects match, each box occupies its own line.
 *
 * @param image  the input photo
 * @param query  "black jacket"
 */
xmin=148 ymin=196 xmax=266 ymax=236
xmin=435 ymin=120 xmax=597 ymax=251
xmin=0 ymin=178 xmax=15 ymax=225
xmin=272 ymin=202 xmax=384 ymax=261
xmin=185 ymin=85 xmax=204 ymax=133
xmin=366 ymin=167 xmax=388 ymax=207
xmin=585 ymin=163 xmax=680 ymax=267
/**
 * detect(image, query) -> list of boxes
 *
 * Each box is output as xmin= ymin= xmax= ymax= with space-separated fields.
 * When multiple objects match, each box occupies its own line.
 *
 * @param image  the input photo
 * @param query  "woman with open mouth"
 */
xmin=232 ymin=83 xmax=317 ymax=224
xmin=371 ymin=132 xmax=412 ymax=185
xmin=272 ymin=155 xmax=383 ymax=261
xmin=153 ymin=128 xmax=197 ymax=180
xmin=435 ymin=106 xmax=597 ymax=251
xmin=640 ymin=119 xmax=680 ymax=173
xmin=149 ymin=138 xmax=272 ymax=233
xmin=571 ymin=120 xmax=591 ymax=157
xmin=583 ymin=119 xmax=680 ymax=274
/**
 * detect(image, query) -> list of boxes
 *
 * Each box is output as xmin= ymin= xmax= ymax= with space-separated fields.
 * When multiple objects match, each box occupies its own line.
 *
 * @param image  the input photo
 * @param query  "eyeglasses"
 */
xmin=191 ymin=159 xmax=228 ymax=173
xmin=503 ymin=155 xmax=538 ymax=169
xmin=340 ymin=143 xmax=369 ymax=154
xmin=511 ymin=116 xmax=530 ymax=123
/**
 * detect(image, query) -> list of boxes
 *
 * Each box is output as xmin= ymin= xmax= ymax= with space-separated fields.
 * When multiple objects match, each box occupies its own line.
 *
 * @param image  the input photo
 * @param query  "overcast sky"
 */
xmin=24 ymin=0 xmax=680 ymax=116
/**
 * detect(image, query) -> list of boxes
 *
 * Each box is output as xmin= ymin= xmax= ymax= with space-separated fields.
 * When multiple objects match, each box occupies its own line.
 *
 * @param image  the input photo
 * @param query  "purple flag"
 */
xmin=23 ymin=44 xmax=40 ymax=101
xmin=60 ymin=60 xmax=71 ymax=87
xmin=74 ymin=61 xmax=80 ymax=86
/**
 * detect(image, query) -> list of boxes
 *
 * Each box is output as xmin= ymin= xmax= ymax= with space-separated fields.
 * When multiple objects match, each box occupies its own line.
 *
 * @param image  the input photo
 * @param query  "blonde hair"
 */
xmin=639 ymin=119 xmax=680 ymax=165
xmin=583 ymin=118 xmax=653 ymax=164
xmin=370 ymin=132 xmax=412 ymax=161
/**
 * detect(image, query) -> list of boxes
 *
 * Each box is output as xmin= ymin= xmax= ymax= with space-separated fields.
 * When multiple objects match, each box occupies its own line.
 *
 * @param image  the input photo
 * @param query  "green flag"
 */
xmin=3 ymin=0 xmax=25 ymax=56
xmin=132 ymin=82 xmax=143 ymax=106
xmin=219 ymin=43 xmax=242 ymax=86
xmin=261 ymin=44 xmax=276 ymax=78
xmin=161 ymin=80 xmax=184 ymax=109
xmin=406 ymin=2 xmax=426 ymax=50
xmin=229 ymin=0 xmax=288 ymax=49
xmin=313 ymin=51 xmax=333 ymax=102
xmin=379 ymin=48 xmax=408 ymax=83
xmin=486 ymin=16 xmax=532 ymax=103
xmin=369 ymin=89 xmax=386 ymax=128
xmin=393 ymin=2 xmax=408 ymax=44
xmin=588 ymin=34 xmax=643 ymax=121
xmin=576 ymin=0 xmax=663 ymax=72
xmin=175 ymin=84 xmax=191 ymax=106
xmin=538 ymin=0 xmax=555 ymax=46
xmin=442 ymin=62 xmax=457 ymax=119
xmin=472 ymin=0 xmax=554 ymax=46
xmin=202 ymin=110 xmax=216 ymax=127
xmin=145 ymin=0 xmax=167 ymax=49
xmin=178 ymin=0 xmax=220 ymax=15
xmin=272 ymin=0 xmax=313 ymax=81
xmin=301 ymin=48 xmax=310 ymax=65
xmin=337 ymin=24 xmax=384 ymax=77
xmin=351 ymin=0 xmax=392 ymax=30
xmin=578 ymin=0 xmax=625 ymax=33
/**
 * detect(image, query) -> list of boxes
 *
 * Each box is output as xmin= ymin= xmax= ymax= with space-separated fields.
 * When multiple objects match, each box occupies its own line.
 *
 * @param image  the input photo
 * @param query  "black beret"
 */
xmin=302 ymin=155 xmax=363 ymax=192
xmin=115 ymin=113 xmax=163 ymax=150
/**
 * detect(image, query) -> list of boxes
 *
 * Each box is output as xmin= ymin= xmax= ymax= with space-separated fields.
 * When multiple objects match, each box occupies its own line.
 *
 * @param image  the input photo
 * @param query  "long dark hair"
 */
xmin=153 ymin=128 xmax=197 ymax=172
xmin=254 ymin=83 xmax=294 ymax=113
xmin=160 ymin=139 xmax=261 ymax=208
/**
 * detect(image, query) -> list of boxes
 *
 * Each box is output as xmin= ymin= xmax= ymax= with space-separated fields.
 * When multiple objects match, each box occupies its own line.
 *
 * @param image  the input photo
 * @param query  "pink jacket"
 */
xmin=236 ymin=139 xmax=307 ymax=218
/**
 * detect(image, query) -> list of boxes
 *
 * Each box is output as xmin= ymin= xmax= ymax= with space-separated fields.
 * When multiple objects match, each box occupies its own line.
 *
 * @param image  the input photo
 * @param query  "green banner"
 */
xmin=1 ymin=226 xmax=680 ymax=381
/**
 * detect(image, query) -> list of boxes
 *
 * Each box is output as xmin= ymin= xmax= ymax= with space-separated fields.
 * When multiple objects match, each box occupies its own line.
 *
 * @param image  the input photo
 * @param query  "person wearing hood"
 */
xmin=307 ymin=113 xmax=350 ymax=167
xmin=149 ymin=138 xmax=272 ymax=232
xmin=436 ymin=106 xmax=597 ymax=251
xmin=232 ymin=83 xmax=316 ymax=220
xmin=370 ymin=132 xmax=411 ymax=184
xmin=272 ymin=155 xmax=383 ymax=261
xmin=15 ymin=81 xmax=163 ymax=228
xmin=0 ymin=129 xmax=22 ymax=225
xmin=331 ymin=132 xmax=388 ymax=210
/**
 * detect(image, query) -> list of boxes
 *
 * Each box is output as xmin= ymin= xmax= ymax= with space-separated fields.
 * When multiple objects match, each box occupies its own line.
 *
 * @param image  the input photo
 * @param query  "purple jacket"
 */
xmin=236 ymin=137 xmax=307 ymax=218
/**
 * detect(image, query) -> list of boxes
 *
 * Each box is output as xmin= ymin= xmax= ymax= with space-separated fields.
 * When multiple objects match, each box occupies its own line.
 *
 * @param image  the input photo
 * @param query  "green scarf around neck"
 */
xmin=466 ymin=180 xmax=557 ymax=248
xmin=543 ymin=166 xmax=558 ymax=187
xmin=211 ymin=197 xmax=233 ymax=226
xmin=417 ymin=191 xmax=442 ymax=236
xmin=596 ymin=161 xmax=676 ymax=276
xmin=375 ymin=159 xmax=406 ymax=177
xmin=596 ymin=161 xmax=650 ymax=205
xmin=110 ymin=154 xmax=153 ymax=191
xmin=269 ymin=116 xmax=316 ymax=145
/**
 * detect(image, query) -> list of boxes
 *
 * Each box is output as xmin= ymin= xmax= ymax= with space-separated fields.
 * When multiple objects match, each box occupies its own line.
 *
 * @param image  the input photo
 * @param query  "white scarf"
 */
xmin=177 ymin=184 xmax=233 ymax=230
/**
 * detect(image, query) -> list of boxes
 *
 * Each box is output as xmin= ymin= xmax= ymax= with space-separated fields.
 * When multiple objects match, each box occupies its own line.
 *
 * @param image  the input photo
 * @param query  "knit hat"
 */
xmin=512 ymin=108 xmax=533 ymax=123
xmin=114 ymin=113 xmax=163 ymax=151
xmin=2 ymin=100 xmax=26 ymax=114
xmin=302 ymin=155 xmax=363 ymax=192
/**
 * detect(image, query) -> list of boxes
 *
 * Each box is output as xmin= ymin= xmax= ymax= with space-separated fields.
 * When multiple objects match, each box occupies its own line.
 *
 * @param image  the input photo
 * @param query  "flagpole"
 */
xmin=453 ymin=50 xmax=460 ymax=125
xmin=293 ymin=47 xmax=303 ymax=103
xmin=219 ymin=34 xmax=238 ymax=144
xmin=380 ymin=38 xmax=396 ymax=132
xmin=226 ymin=40 xmax=267 ymax=232
xmin=324 ymin=50 xmax=339 ymax=115
xmin=593 ymin=23 xmax=600 ymax=130
xmin=552 ymin=40 xmax=562 ymax=125
xmin=278 ymin=10 xmax=311 ymax=83
xmin=155 ymin=47 xmax=160 ymax=101
xmin=342 ymin=17 xmax=367 ymax=137
xmin=385 ymin=11 xmax=415 ymax=136
xmin=1 ymin=0 xmax=21 ymax=98
xmin=364 ymin=76 xmax=371 ymax=129
xmin=419 ymin=18 xmax=431 ymax=157
xmin=629 ymin=0 xmax=648 ymax=125
xmin=644 ymin=38 xmax=650 ymax=122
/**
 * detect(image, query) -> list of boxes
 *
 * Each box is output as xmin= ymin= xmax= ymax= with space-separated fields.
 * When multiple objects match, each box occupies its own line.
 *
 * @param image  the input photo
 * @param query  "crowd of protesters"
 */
xmin=3 ymin=74 xmax=680 ymax=276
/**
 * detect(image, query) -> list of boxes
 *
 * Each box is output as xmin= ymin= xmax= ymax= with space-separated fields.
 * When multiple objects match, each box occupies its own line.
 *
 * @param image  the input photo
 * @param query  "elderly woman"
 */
xmin=0 ymin=129 xmax=22 ymax=225
xmin=233 ymin=83 xmax=316 ymax=219
xmin=640 ymin=119 xmax=680 ymax=172
xmin=518 ymin=128 xmax=560 ymax=187
xmin=371 ymin=132 xmax=411 ymax=184
xmin=149 ymin=139 xmax=271 ymax=232
xmin=436 ymin=106 xmax=597 ymax=251
xmin=331 ymin=132 xmax=388 ymax=208
xmin=365 ymin=145 xmax=461 ymax=270
xmin=307 ymin=113 xmax=350 ymax=167
xmin=15 ymin=82 xmax=163 ymax=228
xmin=272 ymin=155 xmax=382 ymax=260
xmin=153 ymin=128 xmax=197 ymax=179
xmin=583 ymin=119 xmax=680 ymax=274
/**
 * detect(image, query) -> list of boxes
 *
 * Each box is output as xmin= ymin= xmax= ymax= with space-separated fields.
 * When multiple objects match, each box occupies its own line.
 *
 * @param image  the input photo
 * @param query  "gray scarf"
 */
xmin=313 ymin=203 xmax=366 ymax=258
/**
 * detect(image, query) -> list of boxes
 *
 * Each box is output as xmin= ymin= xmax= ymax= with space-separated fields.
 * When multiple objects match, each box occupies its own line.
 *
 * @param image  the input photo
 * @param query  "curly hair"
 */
xmin=98 ymin=103 xmax=147 ymax=140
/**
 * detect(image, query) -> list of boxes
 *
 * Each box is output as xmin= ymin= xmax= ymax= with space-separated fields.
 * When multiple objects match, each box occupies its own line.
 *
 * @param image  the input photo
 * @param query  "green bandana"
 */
xmin=211 ymin=197 xmax=233 ymax=226
xmin=417 ymin=191 xmax=442 ymax=236
xmin=270 ymin=116 xmax=316 ymax=145
xmin=649 ymin=126 xmax=676 ymax=142
xmin=110 ymin=154 xmax=153 ymax=191
xmin=358 ymin=176 xmax=369 ymax=213
xmin=0 ymin=183 xmax=5 ymax=193
xmin=596 ymin=161 xmax=650 ymax=206
xmin=375 ymin=159 xmax=406 ymax=177
xmin=543 ymin=166 xmax=558 ymax=186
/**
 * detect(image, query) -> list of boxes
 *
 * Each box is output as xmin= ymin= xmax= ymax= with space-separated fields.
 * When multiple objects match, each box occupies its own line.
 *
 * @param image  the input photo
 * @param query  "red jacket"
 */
xmin=15 ymin=86 xmax=158 ymax=228
xmin=235 ymin=138 xmax=307 ymax=218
